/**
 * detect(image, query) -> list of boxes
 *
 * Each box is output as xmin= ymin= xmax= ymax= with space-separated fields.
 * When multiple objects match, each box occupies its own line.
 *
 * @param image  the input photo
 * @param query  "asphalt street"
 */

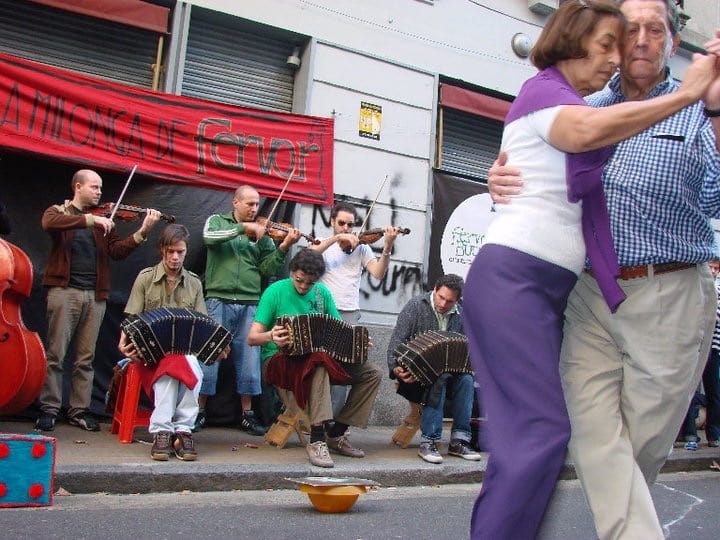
xmin=3 ymin=472 xmax=719 ymax=539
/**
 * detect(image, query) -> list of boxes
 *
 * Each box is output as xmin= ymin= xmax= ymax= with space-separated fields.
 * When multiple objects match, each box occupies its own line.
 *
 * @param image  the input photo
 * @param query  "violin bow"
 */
xmin=264 ymin=175 xmax=294 ymax=224
xmin=108 ymin=164 xmax=138 ymax=222
xmin=357 ymin=174 xmax=389 ymax=235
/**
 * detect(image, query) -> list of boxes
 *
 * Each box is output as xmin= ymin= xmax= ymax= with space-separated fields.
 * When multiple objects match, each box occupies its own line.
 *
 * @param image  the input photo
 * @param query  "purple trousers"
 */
xmin=463 ymin=244 xmax=576 ymax=539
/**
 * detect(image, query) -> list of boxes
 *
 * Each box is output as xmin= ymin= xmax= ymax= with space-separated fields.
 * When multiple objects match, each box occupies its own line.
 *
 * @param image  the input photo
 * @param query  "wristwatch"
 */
xmin=703 ymin=107 xmax=720 ymax=118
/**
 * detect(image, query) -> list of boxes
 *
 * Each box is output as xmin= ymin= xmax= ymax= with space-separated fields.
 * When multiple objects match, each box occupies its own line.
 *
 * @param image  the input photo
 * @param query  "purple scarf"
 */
xmin=505 ymin=66 xmax=625 ymax=312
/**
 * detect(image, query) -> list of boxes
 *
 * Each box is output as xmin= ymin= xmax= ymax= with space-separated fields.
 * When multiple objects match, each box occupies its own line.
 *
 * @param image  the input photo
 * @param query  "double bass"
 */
xmin=0 ymin=239 xmax=46 ymax=416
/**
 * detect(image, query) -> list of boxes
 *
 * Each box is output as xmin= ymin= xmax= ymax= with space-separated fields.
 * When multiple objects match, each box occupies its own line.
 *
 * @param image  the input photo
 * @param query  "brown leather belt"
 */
xmin=585 ymin=262 xmax=695 ymax=280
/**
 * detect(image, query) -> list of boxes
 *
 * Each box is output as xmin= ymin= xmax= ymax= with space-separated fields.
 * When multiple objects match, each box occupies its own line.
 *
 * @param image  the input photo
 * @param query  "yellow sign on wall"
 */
xmin=359 ymin=101 xmax=382 ymax=140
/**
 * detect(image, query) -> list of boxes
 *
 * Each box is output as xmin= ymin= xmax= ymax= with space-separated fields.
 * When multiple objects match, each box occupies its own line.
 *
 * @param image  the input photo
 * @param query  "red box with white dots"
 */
xmin=0 ymin=433 xmax=56 ymax=507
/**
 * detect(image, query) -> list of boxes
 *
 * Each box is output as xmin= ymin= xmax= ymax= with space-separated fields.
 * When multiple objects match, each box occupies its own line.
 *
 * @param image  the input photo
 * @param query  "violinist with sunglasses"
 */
xmin=310 ymin=201 xmax=401 ymax=413
xmin=311 ymin=202 xmax=401 ymax=324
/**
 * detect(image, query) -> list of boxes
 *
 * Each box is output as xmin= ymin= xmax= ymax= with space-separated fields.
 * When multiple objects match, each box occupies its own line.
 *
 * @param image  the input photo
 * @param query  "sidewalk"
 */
xmin=1 ymin=418 xmax=718 ymax=495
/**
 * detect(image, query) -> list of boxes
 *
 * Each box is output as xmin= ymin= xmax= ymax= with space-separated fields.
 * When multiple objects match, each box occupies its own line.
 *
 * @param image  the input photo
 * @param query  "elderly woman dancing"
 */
xmin=462 ymin=1 xmax=719 ymax=538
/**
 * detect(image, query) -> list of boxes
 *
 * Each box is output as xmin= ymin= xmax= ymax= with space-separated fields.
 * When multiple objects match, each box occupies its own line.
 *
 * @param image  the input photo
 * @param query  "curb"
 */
xmin=54 ymin=455 xmax=719 ymax=495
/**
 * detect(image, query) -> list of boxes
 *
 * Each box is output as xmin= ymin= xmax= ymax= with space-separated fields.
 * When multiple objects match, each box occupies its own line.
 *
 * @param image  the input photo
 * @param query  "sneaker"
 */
xmin=326 ymin=434 xmax=365 ymax=458
xmin=685 ymin=441 xmax=699 ymax=451
xmin=173 ymin=432 xmax=197 ymax=461
xmin=708 ymin=440 xmax=719 ymax=448
xmin=448 ymin=439 xmax=483 ymax=461
xmin=67 ymin=412 xmax=100 ymax=432
xmin=34 ymin=413 xmax=56 ymax=432
xmin=240 ymin=411 xmax=268 ymax=436
xmin=418 ymin=441 xmax=443 ymax=464
xmin=306 ymin=441 xmax=334 ymax=467
xmin=151 ymin=431 xmax=173 ymax=461
xmin=192 ymin=410 xmax=206 ymax=433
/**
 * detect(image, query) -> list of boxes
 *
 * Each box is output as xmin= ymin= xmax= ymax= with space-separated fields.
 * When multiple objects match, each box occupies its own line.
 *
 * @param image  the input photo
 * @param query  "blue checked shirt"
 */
xmin=587 ymin=71 xmax=720 ymax=266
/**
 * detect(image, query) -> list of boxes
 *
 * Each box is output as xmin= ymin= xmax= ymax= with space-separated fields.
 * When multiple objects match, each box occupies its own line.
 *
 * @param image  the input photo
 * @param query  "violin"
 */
xmin=89 ymin=202 xmax=175 ymax=223
xmin=0 ymin=239 xmax=47 ymax=416
xmin=339 ymin=226 xmax=411 ymax=254
xmin=255 ymin=216 xmax=320 ymax=245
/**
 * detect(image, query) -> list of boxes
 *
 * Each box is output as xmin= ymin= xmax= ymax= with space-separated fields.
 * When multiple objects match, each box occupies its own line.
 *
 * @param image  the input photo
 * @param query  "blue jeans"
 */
xmin=681 ymin=348 xmax=720 ymax=442
xmin=200 ymin=299 xmax=261 ymax=396
xmin=420 ymin=373 xmax=474 ymax=442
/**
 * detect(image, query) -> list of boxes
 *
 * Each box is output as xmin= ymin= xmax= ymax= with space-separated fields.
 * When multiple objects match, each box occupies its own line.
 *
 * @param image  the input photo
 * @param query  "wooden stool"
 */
xmin=265 ymin=389 xmax=311 ymax=449
xmin=391 ymin=401 xmax=422 ymax=448
xmin=110 ymin=362 xmax=152 ymax=443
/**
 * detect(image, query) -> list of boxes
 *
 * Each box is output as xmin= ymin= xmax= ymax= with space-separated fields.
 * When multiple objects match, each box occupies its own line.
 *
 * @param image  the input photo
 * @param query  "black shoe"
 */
xmin=240 ymin=411 xmax=268 ymax=436
xmin=192 ymin=410 xmax=206 ymax=433
xmin=35 ymin=413 xmax=56 ymax=432
xmin=448 ymin=439 xmax=482 ymax=461
xmin=67 ymin=411 xmax=100 ymax=432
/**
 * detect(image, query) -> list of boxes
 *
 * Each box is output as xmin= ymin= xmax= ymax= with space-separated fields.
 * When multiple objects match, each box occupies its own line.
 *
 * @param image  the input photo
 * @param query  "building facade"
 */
xmin=0 ymin=0 xmax=716 ymax=424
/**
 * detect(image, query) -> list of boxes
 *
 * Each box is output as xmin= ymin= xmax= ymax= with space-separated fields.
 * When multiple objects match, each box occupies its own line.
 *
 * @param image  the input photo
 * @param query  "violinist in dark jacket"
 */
xmin=35 ymin=169 xmax=160 ymax=433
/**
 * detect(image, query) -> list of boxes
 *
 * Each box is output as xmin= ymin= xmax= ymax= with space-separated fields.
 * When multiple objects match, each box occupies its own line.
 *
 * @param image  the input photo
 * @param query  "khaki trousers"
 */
xmin=39 ymin=287 xmax=106 ymax=418
xmin=559 ymin=266 xmax=716 ymax=540
xmin=308 ymin=361 xmax=381 ymax=427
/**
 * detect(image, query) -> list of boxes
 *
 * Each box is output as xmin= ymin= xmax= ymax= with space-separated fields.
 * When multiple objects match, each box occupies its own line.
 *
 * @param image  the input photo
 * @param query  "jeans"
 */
xmin=681 ymin=348 xmax=720 ymax=442
xmin=420 ymin=373 xmax=474 ymax=442
xmin=200 ymin=299 xmax=260 ymax=396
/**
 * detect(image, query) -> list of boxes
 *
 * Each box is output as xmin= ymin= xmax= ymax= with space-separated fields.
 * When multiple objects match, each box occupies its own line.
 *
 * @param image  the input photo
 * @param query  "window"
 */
xmin=436 ymin=82 xmax=510 ymax=181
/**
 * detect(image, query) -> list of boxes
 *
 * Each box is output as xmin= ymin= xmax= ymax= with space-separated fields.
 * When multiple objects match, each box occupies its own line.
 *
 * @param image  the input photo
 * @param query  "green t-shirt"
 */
xmin=254 ymin=278 xmax=340 ymax=360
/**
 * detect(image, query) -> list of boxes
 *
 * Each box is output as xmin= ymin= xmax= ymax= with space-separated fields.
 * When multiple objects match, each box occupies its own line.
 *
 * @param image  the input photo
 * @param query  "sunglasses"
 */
xmin=335 ymin=219 xmax=355 ymax=227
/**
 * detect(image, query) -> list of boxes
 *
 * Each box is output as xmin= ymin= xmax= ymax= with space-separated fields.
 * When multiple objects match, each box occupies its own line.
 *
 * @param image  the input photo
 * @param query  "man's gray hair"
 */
xmin=617 ymin=0 xmax=682 ymax=35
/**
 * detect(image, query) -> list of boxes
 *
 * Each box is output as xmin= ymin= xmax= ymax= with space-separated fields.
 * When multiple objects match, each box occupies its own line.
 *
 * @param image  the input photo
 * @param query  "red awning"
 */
xmin=440 ymin=84 xmax=510 ymax=122
xmin=28 ymin=0 xmax=169 ymax=34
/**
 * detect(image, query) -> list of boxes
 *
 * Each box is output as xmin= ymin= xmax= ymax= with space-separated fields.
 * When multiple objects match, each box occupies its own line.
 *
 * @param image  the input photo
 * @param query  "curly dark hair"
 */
xmin=330 ymin=201 xmax=358 ymax=221
xmin=288 ymin=248 xmax=326 ymax=278
xmin=434 ymin=273 xmax=464 ymax=297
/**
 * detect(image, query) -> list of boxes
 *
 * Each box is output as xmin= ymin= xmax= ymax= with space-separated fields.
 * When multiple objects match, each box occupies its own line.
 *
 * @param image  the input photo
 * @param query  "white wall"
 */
xmin=295 ymin=41 xmax=435 ymax=323
xmin=187 ymin=0 xmax=543 ymax=96
xmin=182 ymin=0 xmax=704 ymax=323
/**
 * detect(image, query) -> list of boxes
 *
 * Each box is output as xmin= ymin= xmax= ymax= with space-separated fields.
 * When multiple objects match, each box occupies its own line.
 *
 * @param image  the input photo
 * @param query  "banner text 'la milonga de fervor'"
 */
xmin=0 ymin=53 xmax=334 ymax=205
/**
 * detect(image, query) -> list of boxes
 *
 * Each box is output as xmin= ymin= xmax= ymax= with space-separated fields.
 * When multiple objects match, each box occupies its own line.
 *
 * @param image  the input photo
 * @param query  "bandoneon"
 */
xmin=276 ymin=313 xmax=369 ymax=364
xmin=120 ymin=307 xmax=232 ymax=366
xmin=393 ymin=330 xmax=472 ymax=386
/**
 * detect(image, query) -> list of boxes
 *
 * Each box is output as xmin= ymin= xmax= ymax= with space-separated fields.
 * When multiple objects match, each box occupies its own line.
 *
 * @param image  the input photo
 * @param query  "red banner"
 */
xmin=0 ymin=53 xmax=334 ymax=205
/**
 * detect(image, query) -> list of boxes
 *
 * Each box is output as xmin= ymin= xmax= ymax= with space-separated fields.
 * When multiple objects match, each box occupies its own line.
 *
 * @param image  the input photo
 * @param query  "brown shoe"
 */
xmin=173 ymin=431 xmax=197 ymax=461
xmin=326 ymin=435 xmax=365 ymax=458
xmin=151 ymin=431 xmax=173 ymax=461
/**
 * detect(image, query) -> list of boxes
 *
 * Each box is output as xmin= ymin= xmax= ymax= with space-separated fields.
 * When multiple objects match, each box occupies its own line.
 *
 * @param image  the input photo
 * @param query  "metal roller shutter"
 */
xmin=440 ymin=107 xmax=503 ymax=181
xmin=0 ymin=0 xmax=158 ymax=88
xmin=182 ymin=7 xmax=297 ymax=112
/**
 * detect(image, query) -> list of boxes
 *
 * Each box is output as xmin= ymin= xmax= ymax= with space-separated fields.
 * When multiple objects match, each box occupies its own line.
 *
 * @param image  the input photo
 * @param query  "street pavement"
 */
xmin=1 ymin=418 xmax=719 ymax=496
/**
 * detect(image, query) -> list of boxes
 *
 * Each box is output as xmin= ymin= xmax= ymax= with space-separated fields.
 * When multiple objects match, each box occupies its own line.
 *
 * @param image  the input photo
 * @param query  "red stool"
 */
xmin=110 ymin=362 xmax=152 ymax=443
